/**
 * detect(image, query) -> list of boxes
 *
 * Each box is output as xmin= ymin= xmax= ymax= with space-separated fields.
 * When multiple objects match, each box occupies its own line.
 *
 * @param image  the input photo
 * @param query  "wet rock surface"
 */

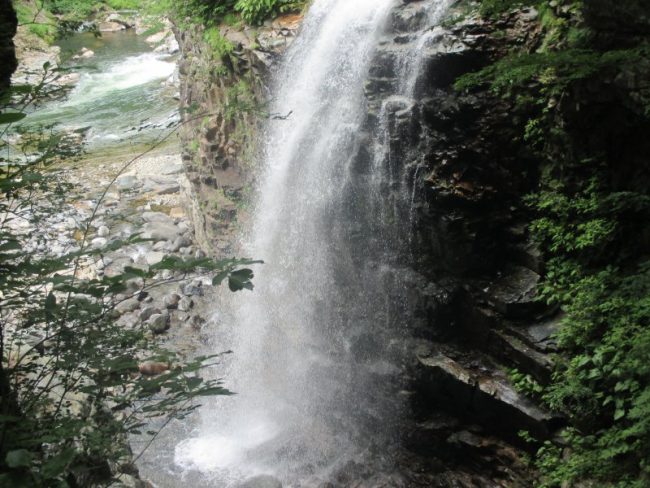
xmin=323 ymin=1 xmax=556 ymax=485
xmin=175 ymin=14 xmax=301 ymax=254
xmin=415 ymin=342 xmax=560 ymax=439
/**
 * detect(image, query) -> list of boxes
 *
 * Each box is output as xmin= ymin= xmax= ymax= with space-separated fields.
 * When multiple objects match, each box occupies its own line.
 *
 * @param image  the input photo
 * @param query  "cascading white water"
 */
xmin=174 ymin=0 xmax=455 ymax=486
xmin=176 ymin=0 xmax=398 ymax=484
xmin=65 ymin=53 xmax=175 ymax=102
xmin=398 ymin=0 xmax=455 ymax=97
xmin=371 ymin=0 xmax=455 ymax=250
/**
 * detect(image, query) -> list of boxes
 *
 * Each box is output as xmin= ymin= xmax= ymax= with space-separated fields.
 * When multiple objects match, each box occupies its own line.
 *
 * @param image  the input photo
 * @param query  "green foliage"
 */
xmin=224 ymin=79 xmax=259 ymax=120
xmin=104 ymin=0 xmax=139 ymax=9
xmin=527 ymin=178 xmax=621 ymax=257
xmin=139 ymin=17 xmax=166 ymax=37
xmin=478 ymin=0 xmax=538 ymax=18
xmin=456 ymin=1 xmax=650 ymax=485
xmin=458 ymin=0 xmax=649 ymax=119
xmin=44 ymin=0 xmax=97 ymax=18
xmin=204 ymin=26 xmax=234 ymax=57
xmin=455 ymin=46 xmax=649 ymax=102
xmin=222 ymin=12 xmax=242 ymax=28
xmin=14 ymin=2 xmax=57 ymax=42
xmin=509 ymin=368 xmax=544 ymax=398
xmin=0 ymin=65 xmax=262 ymax=486
xmin=528 ymin=181 xmax=650 ymax=485
xmin=13 ymin=0 xmax=302 ymax=43
xmin=26 ymin=21 xmax=57 ymax=42
xmin=39 ymin=0 xmax=138 ymax=17
xmin=234 ymin=0 xmax=305 ymax=25
xmin=150 ymin=0 xmax=236 ymax=22
xmin=13 ymin=0 xmax=138 ymax=42
xmin=152 ymin=0 xmax=306 ymax=28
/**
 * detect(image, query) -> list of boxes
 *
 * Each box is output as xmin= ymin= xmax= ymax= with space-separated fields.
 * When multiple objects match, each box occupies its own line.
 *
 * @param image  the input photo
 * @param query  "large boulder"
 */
xmin=141 ymin=221 xmax=182 ymax=241
xmin=98 ymin=21 xmax=127 ymax=32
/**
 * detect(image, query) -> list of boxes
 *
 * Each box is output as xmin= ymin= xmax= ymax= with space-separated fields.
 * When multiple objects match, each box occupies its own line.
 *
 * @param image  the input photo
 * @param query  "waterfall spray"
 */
xmin=176 ymin=0 xmax=398 ymax=483
xmin=174 ymin=0 xmax=454 ymax=485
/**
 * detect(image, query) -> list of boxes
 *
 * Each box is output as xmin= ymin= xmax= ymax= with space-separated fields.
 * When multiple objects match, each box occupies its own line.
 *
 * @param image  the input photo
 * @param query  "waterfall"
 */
xmin=174 ymin=0 xmax=452 ymax=485
xmin=398 ymin=0 xmax=455 ymax=97
xmin=370 ymin=0 xmax=455 ymax=247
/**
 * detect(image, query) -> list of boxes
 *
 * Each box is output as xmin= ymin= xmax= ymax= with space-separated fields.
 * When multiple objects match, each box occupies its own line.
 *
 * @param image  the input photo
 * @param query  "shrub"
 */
xmin=0 ymin=65 xmax=262 ymax=487
xmin=456 ymin=1 xmax=650 ymax=485
xmin=204 ymin=26 xmax=234 ymax=57
xmin=234 ymin=0 xmax=305 ymax=25
xmin=478 ymin=0 xmax=535 ymax=18
xmin=153 ymin=0 xmax=306 ymax=27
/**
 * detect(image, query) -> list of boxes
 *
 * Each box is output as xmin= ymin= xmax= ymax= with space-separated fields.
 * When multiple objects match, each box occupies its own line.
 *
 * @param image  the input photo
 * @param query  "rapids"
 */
xmin=23 ymin=30 xmax=177 ymax=148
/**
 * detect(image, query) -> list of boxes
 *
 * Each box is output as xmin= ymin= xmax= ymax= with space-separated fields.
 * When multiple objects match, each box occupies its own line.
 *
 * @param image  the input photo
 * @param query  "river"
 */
xmin=23 ymin=29 xmax=178 ymax=150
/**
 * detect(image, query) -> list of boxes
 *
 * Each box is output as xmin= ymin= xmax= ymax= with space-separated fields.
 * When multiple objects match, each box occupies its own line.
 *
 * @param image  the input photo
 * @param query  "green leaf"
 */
xmin=122 ymin=266 xmax=150 ymax=278
xmin=0 ymin=239 xmax=21 ymax=252
xmin=195 ymin=386 xmax=234 ymax=396
xmin=10 ymin=84 xmax=32 ymax=95
xmin=212 ymin=270 xmax=230 ymax=286
xmin=0 ymin=112 xmax=27 ymax=125
xmin=104 ymin=356 xmax=138 ymax=372
xmin=42 ymin=448 xmax=76 ymax=479
xmin=0 ymin=472 xmax=33 ymax=488
xmin=0 ymin=415 xmax=20 ymax=423
xmin=228 ymin=268 xmax=255 ymax=292
xmin=5 ymin=449 xmax=32 ymax=468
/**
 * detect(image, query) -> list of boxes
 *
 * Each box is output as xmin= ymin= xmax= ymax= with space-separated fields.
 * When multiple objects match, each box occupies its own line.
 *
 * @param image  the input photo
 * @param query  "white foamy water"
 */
xmin=175 ymin=0 xmax=398 ymax=484
xmin=172 ymin=1 xmax=456 ymax=486
xmin=398 ymin=0 xmax=455 ymax=96
xmin=63 ymin=52 xmax=175 ymax=106
xmin=176 ymin=420 xmax=279 ymax=475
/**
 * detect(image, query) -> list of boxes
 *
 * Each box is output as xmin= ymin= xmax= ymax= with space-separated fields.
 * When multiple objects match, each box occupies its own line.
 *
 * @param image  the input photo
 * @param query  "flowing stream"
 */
xmin=23 ymin=30 xmax=178 ymax=149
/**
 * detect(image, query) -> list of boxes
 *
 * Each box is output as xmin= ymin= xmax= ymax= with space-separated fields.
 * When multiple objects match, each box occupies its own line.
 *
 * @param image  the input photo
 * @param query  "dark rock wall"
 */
xmin=344 ymin=2 xmax=557 ymax=483
xmin=359 ymin=0 xmax=556 ymax=409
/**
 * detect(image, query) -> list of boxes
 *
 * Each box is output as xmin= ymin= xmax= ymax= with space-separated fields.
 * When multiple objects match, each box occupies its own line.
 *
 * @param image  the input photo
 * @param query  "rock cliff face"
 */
xmin=175 ymin=15 xmax=302 ymax=253
xmin=176 ymin=1 xmax=560 ymax=485
xmin=348 ymin=2 xmax=562 ymax=483
xmin=378 ymin=1 xmax=558 ymax=427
